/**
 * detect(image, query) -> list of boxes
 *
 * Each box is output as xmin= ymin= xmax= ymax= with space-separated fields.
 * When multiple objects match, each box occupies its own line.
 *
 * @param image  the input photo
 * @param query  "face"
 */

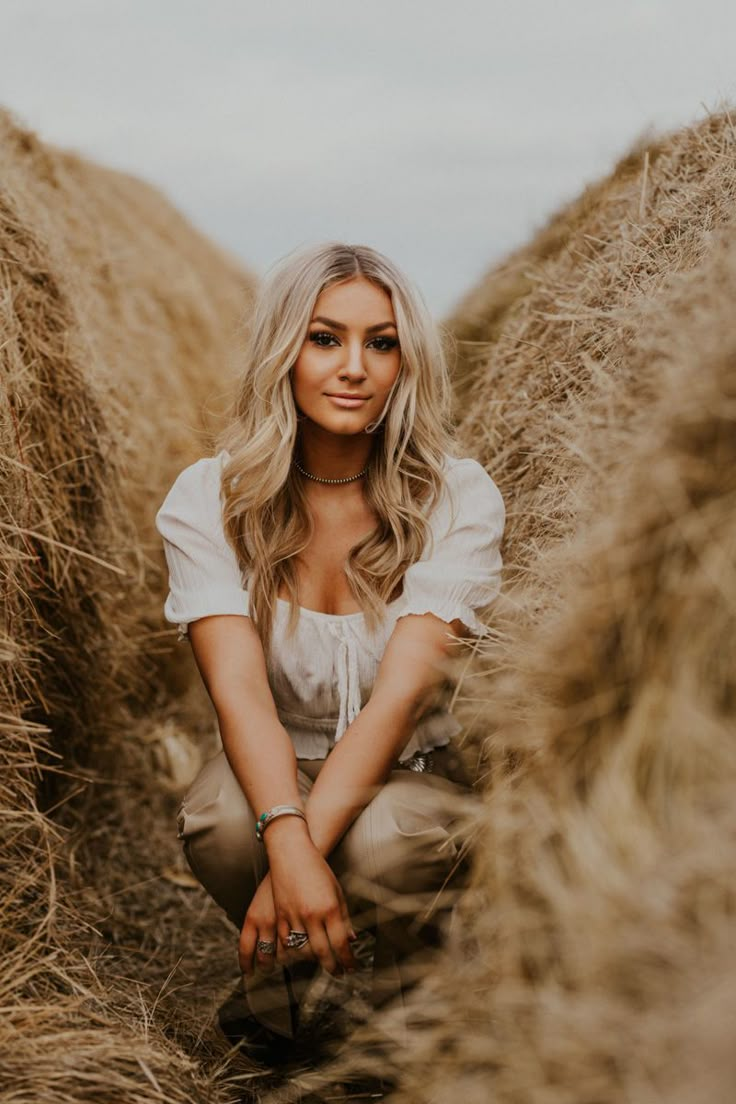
xmin=291 ymin=276 xmax=401 ymax=436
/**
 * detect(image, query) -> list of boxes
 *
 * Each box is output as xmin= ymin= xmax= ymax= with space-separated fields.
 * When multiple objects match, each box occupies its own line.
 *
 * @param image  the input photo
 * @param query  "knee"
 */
xmin=178 ymin=796 xmax=256 ymax=869
xmin=176 ymin=750 xmax=263 ymax=926
xmin=336 ymin=775 xmax=464 ymax=904
xmin=378 ymin=790 xmax=460 ymax=897
xmin=178 ymin=750 xmax=253 ymax=849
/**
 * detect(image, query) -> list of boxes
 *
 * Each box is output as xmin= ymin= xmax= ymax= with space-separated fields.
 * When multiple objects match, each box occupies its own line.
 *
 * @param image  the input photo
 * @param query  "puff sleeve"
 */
xmin=154 ymin=452 xmax=249 ymax=641
xmin=395 ymin=457 xmax=505 ymax=638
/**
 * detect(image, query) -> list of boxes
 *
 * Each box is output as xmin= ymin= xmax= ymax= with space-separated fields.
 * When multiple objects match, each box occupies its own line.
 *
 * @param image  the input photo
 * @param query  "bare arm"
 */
xmin=304 ymin=612 xmax=471 ymax=856
xmin=187 ymin=613 xmax=356 ymax=976
xmin=185 ymin=611 xmax=468 ymax=973
xmin=188 ymin=610 xmax=466 ymax=852
xmin=188 ymin=613 xmax=304 ymax=817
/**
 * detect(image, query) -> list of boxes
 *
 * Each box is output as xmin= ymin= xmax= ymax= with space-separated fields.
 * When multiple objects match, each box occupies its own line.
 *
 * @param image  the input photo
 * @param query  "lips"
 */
xmin=326 ymin=394 xmax=370 ymax=408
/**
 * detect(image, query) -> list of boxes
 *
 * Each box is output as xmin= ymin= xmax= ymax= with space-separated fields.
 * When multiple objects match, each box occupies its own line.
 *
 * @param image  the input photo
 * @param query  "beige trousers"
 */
xmin=177 ymin=745 xmax=474 ymax=1038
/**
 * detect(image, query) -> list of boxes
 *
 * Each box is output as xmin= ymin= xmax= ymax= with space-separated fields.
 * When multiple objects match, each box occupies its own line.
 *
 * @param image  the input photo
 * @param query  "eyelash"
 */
xmin=309 ymin=330 xmax=398 ymax=352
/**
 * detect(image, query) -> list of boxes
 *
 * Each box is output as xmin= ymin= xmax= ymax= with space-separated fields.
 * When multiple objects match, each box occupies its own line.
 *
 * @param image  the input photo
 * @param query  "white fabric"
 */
xmin=155 ymin=449 xmax=505 ymax=761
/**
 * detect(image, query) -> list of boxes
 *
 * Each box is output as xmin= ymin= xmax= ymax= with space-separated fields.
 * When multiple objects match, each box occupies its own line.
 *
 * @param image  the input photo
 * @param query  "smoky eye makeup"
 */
xmin=308 ymin=329 xmax=399 ymax=351
xmin=309 ymin=330 xmax=338 ymax=346
xmin=369 ymin=335 xmax=399 ymax=350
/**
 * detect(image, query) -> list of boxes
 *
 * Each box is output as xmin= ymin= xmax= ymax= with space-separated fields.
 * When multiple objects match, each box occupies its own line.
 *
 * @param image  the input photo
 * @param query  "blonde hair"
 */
xmin=216 ymin=241 xmax=457 ymax=655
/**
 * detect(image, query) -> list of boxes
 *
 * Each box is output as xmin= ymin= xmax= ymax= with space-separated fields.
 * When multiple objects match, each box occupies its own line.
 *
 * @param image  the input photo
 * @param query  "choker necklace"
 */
xmin=293 ymin=458 xmax=368 ymax=485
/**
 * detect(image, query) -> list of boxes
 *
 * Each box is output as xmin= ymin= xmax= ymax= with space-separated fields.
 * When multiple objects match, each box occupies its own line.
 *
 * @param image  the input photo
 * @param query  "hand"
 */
xmin=239 ymin=872 xmax=279 ymax=978
xmin=266 ymin=820 xmax=358 ymax=976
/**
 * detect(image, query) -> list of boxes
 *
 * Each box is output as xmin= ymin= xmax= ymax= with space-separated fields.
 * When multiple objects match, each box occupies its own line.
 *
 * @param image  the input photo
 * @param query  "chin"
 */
xmin=326 ymin=421 xmax=372 ymax=437
xmin=313 ymin=413 xmax=373 ymax=436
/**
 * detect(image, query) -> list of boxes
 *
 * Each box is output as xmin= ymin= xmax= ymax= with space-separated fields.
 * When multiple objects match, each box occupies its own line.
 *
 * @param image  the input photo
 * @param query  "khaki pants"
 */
xmin=177 ymin=745 xmax=475 ymax=1038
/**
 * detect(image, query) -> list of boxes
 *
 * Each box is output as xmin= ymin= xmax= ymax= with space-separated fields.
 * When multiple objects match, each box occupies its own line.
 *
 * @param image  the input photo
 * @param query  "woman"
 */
xmin=155 ymin=242 xmax=505 ymax=1062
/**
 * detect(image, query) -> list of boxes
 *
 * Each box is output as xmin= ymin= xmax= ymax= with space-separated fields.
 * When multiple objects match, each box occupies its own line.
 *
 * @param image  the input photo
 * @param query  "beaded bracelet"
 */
xmin=255 ymin=804 xmax=307 ymax=842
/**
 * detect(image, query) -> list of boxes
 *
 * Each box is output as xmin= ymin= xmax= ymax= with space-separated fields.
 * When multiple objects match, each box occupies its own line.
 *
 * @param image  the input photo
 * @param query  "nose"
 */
xmin=338 ymin=339 xmax=368 ymax=381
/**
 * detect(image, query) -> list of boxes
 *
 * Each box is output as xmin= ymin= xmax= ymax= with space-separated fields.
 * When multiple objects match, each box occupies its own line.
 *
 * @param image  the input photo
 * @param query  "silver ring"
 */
xmin=398 ymin=750 xmax=435 ymax=773
xmin=284 ymin=929 xmax=309 ymax=950
xmin=256 ymin=939 xmax=276 ymax=955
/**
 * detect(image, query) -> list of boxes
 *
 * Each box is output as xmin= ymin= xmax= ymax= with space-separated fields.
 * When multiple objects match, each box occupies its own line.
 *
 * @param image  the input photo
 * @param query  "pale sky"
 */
xmin=2 ymin=0 xmax=735 ymax=315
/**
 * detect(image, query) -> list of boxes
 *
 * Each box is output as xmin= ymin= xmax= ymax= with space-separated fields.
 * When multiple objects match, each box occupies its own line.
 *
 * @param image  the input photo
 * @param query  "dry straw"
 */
xmin=1 ymin=107 xmax=253 ymax=1102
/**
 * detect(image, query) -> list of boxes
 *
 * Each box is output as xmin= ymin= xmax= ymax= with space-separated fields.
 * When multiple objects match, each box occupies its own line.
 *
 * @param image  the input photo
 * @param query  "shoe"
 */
xmin=217 ymin=1007 xmax=295 ymax=1066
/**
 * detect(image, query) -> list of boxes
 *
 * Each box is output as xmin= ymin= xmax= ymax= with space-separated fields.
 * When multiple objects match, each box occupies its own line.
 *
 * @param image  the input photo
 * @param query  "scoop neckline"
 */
xmin=275 ymin=594 xmax=403 ymax=622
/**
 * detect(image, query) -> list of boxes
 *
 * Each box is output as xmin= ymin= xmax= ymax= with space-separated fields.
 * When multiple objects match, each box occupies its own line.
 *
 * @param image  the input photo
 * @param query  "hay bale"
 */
xmin=0 ymin=107 xmax=253 ymax=1102
xmin=445 ymin=134 xmax=667 ymax=414
xmin=455 ymin=111 xmax=736 ymax=586
xmin=312 ymin=109 xmax=736 ymax=1103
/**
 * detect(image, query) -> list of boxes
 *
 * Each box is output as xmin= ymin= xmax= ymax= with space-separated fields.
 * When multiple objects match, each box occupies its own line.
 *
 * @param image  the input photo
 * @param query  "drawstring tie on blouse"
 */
xmin=326 ymin=621 xmax=362 ymax=743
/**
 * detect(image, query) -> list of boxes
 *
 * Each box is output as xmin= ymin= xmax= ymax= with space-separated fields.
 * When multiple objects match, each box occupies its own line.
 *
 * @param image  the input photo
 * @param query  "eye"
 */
xmin=309 ymin=330 xmax=338 ymax=347
xmin=368 ymin=336 xmax=399 ymax=352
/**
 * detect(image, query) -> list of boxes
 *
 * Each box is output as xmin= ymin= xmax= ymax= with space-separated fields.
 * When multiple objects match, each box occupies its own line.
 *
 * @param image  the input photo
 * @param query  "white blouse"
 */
xmin=155 ymin=450 xmax=505 ymax=762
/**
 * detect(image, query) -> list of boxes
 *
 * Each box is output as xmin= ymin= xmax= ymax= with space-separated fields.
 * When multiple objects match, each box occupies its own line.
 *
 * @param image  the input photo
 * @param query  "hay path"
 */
xmin=58 ymin=695 xmax=382 ymax=1103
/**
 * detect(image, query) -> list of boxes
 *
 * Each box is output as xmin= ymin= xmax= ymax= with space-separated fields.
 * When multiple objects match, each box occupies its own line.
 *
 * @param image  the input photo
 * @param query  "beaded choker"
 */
xmin=293 ymin=458 xmax=368 ymax=485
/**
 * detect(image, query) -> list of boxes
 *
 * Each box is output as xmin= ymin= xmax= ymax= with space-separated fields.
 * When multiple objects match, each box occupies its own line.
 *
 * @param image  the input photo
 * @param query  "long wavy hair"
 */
xmin=216 ymin=241 xmax=458 ymax=656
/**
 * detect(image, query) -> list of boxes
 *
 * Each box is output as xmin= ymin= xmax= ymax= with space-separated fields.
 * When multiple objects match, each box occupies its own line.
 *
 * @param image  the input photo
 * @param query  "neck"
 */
xmin=297 ymin=422 xmax=375 ymax=480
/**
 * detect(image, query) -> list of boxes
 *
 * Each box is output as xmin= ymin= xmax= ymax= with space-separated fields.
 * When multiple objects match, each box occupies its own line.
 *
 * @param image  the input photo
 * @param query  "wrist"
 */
xmin=262 ymin=813 xmax=312 ymax=851
xmin=255 ymin=802 xmax=306 ymax=842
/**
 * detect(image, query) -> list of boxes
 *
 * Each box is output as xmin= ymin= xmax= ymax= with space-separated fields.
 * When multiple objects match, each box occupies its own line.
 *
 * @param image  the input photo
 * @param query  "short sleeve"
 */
xmin=154 ymin=452 xmax=249 ymax=641
xmin=395 ymin=457 xmax=505 ymax=638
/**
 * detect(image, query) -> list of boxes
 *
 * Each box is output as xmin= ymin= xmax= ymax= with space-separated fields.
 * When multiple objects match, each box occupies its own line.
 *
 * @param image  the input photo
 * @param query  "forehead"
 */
xmin=313 ymin=276 xmax=394 ymax=320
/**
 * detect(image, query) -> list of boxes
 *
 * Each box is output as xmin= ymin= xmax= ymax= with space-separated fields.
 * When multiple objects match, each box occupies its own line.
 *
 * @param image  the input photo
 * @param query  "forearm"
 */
xmin=216 ymin=697 xmax=303 ymax=821
xmin=303 ymin=613 xmax=465 ymax=856
xmin=304 ymin=694 xmax=418 ymax=856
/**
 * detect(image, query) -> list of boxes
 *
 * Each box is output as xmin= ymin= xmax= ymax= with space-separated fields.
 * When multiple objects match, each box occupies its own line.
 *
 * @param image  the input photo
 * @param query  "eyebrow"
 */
xmin=311 ymin=315 xmax=398 ymax=334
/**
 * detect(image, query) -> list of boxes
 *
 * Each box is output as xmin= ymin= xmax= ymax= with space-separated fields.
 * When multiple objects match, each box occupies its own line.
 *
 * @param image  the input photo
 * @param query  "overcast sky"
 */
xmin=2 ymin=0 xmax=735 ymax=316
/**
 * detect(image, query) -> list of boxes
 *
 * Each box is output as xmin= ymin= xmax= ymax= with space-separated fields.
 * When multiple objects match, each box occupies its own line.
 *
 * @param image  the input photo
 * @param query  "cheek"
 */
xmin=291 ymin=351 xmax=324 ymax=400
xmin=376 ymin=355 xmax=402 ymax=395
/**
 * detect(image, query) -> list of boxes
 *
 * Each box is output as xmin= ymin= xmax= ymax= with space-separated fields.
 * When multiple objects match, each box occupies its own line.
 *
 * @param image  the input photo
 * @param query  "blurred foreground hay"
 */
xmin=307 ymin=108 xmax=736 ymax=1101
xmin=1 ymin=108 xmax=253 ymax=1102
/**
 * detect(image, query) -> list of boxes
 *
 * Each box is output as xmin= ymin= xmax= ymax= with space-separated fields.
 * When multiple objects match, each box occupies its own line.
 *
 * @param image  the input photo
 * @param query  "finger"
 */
xmin=305 ymin=921 xmax=338 ymax=976
xmin=325 ymin=913 xmax=357 ymax=973
xmin=278 ymin=916 xmax=317 ymax=967
xmin=335 ymin=882 xmax=358 ymax=942
xmin=255 ymin=928 xmax=278 ymax=975
xmin=276 ymin=914 xmax=293 ymax=968
xmin=239 ymin=922 xmax=257 ymax=977
xmin=288 ymin=938 xmax=317 ymax=964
